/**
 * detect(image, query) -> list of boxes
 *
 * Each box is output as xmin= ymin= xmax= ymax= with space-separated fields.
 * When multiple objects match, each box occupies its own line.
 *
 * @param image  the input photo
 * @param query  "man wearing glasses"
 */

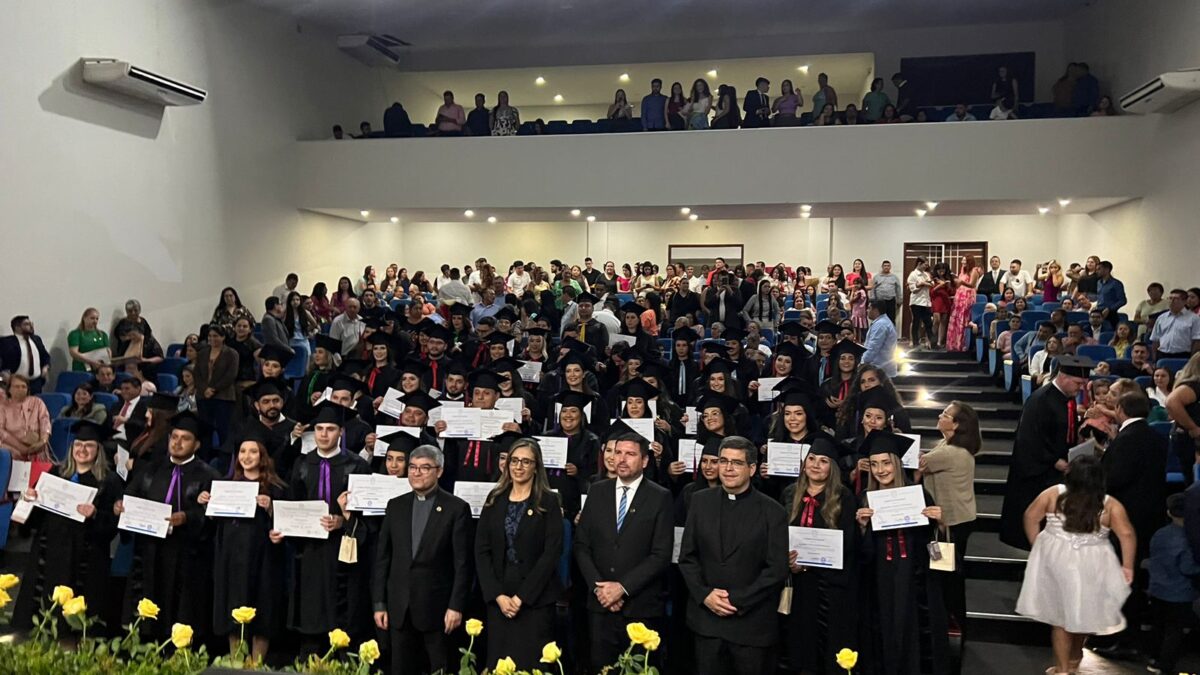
xmin=372 ymin=445 xmax=473 ymax=675
xmin=678 ymin=436 xmax=789 ymax=675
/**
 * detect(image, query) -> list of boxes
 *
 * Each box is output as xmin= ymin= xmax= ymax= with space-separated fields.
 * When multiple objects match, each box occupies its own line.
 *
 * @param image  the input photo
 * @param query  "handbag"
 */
xmin=338 ymin=519 xmax=359 ymax=564
xmin=928 ymin=526 xmax=956 ymax=572
xmin=777 ymin=575 xmax=793 ymax=615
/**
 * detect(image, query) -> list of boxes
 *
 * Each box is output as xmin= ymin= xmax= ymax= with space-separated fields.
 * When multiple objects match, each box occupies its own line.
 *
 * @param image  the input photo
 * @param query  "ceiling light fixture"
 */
xmin=798 ymin=65 xmax=810 ymax=74
xmin=1058 ymin=198 xmax=1072 ymax=207
xmin=570 ymin=209 xmax=581 ymax=217
xmin=925 ymin=201 xmax=939 ymax=211
xmin=799 ymin=204 xmax=812 ymax=212
xmin=619 ymin=73 xmax=630 ymax=82
xmin=706 ymin=69 xmax=718 ymax=78
xmin=688 ymin=214 xmax=699 ymax=221
xmin=800 ymin=212 xmax=811 ymax=219
xmin=463 ymin=209 xmax=475 ymax=218
xmin=586 ymin=215 xmax=596 ymax=222
xmin=487 ymin=216 xmax=498 ymax=224
xmin=553 ymin=94 xmax=564 ymax=103
xmin=389 ymin=216 xmax=399 ymax=224
xmin=915 ymin=208 xmax=927 ymax=217
xmin=359 ymin=210 xmax=370 ymax=218
xmin=535 ymin=76 xmax=546 ymax=85
xmin=680 ymin=207 xmax=691 ymax=215
xmin=1038 ymin=206 xmax=1050 ymax=215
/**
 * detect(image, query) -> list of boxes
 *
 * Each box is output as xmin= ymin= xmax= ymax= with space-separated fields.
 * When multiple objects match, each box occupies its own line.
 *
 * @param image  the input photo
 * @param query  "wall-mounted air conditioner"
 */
xmin=1119 ymin=69 xmax=1200 ymax=114
xmin=81 ymin=58 xmax=207 ymax=106
xmin=337 ymin=34 xmax=407 ymax=67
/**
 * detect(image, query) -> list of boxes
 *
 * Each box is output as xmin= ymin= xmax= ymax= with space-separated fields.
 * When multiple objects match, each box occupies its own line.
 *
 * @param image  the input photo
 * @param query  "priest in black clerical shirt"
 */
xmin=999 ymin=354 xmax=1095 ymax=549
xmin=119 ymin=410 xmax=221 ymax=638
xmin=678 ymin=436 xmax=788 ymax=675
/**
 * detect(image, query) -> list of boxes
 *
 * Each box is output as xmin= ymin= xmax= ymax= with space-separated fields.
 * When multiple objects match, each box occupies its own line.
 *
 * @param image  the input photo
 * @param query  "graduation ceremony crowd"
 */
xmin=3 ymin=252 xmax=1199 ymax=675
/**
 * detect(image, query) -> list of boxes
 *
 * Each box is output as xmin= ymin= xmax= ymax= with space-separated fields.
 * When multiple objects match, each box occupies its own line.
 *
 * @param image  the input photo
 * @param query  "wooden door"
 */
xmin=899 ymin=241 xmax=988 ymax=340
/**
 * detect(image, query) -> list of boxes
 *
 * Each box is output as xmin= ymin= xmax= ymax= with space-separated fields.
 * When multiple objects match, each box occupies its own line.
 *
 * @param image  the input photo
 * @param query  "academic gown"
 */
xmin=211 ymin=481 xmax=287 ymax=638
xmin=806 ymin=351 xmax=837 ymax=386
xmin=441 ymin=437 xmax=502 ymax=489
xmin=365 ymin=364 xmax=401 ymax=399
xmin=13 ymin=471 xmax=124 ymax=631
xmin=286 ymin=450 xmax=373 ymax=637
xmin=819 ymin=376 xmax=855 ymax=431
xmin=779 ymin=484 xmax=859 ymax=674
xmin=758 ymin=430 xmax=834 ymax=499
xmin=667 ymin=359 xmax=700 ymax=404
xmin=544 ymin=430 xmax=599 ymax=520
xmin=422 ymin=354 xmax=453 ymax=393
xmin=123 ymin=457 xmax=221 ymax=637
xmin=222 ymin=416 xmax=298 ymax=477
xmin=299 ymin=368 xmax=336 ymax=417
xmin=999 ymin=383 xmax=1073 ymax=550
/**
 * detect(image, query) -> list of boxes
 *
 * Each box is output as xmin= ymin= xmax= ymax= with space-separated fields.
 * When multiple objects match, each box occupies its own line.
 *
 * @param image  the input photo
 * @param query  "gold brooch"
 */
xmin=527 ymin=509 xmax=534 ymax=516
xmin=436 ymin=506 xmax=443 ymax=512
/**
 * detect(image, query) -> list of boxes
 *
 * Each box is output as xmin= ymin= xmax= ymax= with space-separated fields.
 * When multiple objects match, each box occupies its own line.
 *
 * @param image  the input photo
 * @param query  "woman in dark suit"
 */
xmin=474 ymin=438 xmax=564 ymax=671
xmin=194 ymin=324 xmax=240 ymax=451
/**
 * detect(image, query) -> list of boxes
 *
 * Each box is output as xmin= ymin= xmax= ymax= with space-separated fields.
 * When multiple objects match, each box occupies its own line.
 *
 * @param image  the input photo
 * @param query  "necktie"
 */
xmin=678 ymin=366 xmax=686 ymax=397
xmin=1066 ymin=398 xmax=1078 ymax=445
xmin=164 ymin=465 xmax=182 ymax=510
xmin=318 ymin=458 xmax=332 ymax=504
xmin=23 ymin=337 xmax=34 ymax=377
xmin=616 ymin=486 xmax=629 ymax=533
xmin=431 ymin=361 xmax=439 ymax=390
xmin=579 ymin=322 xmax=586 ymax=343
xmin=117 ymin=400 xmax=132 ymax=428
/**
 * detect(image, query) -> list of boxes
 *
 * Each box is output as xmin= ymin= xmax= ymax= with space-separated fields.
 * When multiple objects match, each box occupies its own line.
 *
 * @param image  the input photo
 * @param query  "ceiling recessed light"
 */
xmin=619 ymin=73 xmax=630 ymax=82
xmin=799 ymin=204 xmax=813 ymax=212
xmin=535 ymin=76 xmax=546 ymax=85
xmin=359 ymin=210 xmax=370 ymax=218
xmin=487 ymin=216 xmax=498 ymax=224
xmin=797 ymin=65 xmax=810 ymax=74
xmin=463 ymin=209 xmax=475 ymax=218
xmin=389 ymin=216 xmax=399 ymax=224
xmin=800 ymin=212 xmax=811 ymax=219
xmin=553 ymin=94 xmax=564 ymax=103
xmin=586 ymin=215 xmax=596 ymax=222
xmin=915 ymin=208 xmax=927 ymax=217
xmin=688 ymin=214 xmax=699 ymax=221
xmin=1058 ymin=198 xmax=1071 ymax=207
xmin=706 ymin=69 xmax=718 ymax=78
xmin=1038 ymin=206 xmax=1050 ymax=215
xmin=570 ymin=209 xmax=581 ymax=217
xmin=925 ymin=201 xmax=939 ymax=211
xmin=680 ymin=207 xmax=691 ymax=215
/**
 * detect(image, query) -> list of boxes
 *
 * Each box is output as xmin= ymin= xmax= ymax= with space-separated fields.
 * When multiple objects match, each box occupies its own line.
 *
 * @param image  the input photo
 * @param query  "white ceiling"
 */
xmin=251 ymin=0 xmax=1084 ymax=53
xmin=312 ymin=198 xmax=1129 ymax=224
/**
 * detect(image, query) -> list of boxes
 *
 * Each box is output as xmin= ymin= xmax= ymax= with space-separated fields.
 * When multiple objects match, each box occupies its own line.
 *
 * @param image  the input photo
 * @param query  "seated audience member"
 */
xmin=995 ymin=315 xmax=1023 ymax=357
xmin=945 ymin=103 xmax=977 ymax=122
xmin=356 ymin=121 xmax=373 ymax=138
xmin=1062 ymin=323 xmax=1092 ymax=354
xmin=1092 ymin=361 xmax=1112 ymax=378
xmin=435 ymin=90 xmax=466 ymax=136
xmin=383 ymin=101 xmax=412 ymax=136
xmin=331 ymin=125 xmax=345 ymax=140
xmin=92 ymin=364 xmax=119 ymax=394
xmin=1108 ymin=322 xmax=1134 ymax=358
xmin=1145 ymin=494 xmax=1200 ymax=674
xmin=1110 ymin=342 xmax=1155 ymax=378
xmin=842 ymin=104 xmax=862 ymax=125
xmin=1091 ymin=95 xmax=1118 ymax=116
xmin=989 ymin=97 xmax=1017 ymax=120
xmin=0 ymin=374 xmax=51 ymax=461
xmin=1030 ymin=336 xmax=1062 ymax=386
xmin=62 ymin=381 xmax=108 ymax=424
xmin=68 ymin=307 xmax=111 ymax=372
xmin=1147 ymin=367 xmax=1174 ymax=407
xmin=812 ymin=103 xmax=839 ymax=126
xmin=1085 ymin=309 xmax=1107 ymax=340
xmin=1 ymin=315 xmax=52 ymax=394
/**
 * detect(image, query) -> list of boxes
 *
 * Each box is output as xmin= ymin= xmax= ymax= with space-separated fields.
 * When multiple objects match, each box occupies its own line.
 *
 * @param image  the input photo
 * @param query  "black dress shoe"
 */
xmin=1089 ymin=644 xmax=1140 ymax=660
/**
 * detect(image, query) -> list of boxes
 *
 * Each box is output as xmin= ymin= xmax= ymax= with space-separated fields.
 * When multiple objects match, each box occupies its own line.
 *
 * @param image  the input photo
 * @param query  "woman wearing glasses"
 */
xmin=475 ymin=438 xmax=564 ymax=672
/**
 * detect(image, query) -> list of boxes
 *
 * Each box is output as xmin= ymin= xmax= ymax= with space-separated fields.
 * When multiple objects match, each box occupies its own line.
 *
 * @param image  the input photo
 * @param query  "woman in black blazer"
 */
xmin=474 ymin=438 xmax=564 ymax=671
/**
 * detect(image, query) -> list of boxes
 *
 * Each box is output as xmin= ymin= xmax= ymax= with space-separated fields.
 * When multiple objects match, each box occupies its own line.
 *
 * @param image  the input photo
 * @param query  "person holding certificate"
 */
xmin=117 ymin=410 xmax=221 ymax=639
xmin=273 ymin=401 xmax=372 ymax=651
xmin=853 ymin=431 xmax=950 ymax=675
xmin=758 ymin=380 xmax=829 ymax=499
xmin=695 ymin=389 xmax=741 ymax=454
xmin=226 ymin=377 xmax=303 ymax=480
xmin=779 ymin=437 xmax=859 ymax=674
xmin=543 ymin=391 xmax=601 ymax=520
xmin=841 ymin=387 xmax=904 ymax=495
xmin=474 ymin=438 xmax=564 ymax=671
xmin=537 ymin=349 xmax=611 ymax=440
xmin=201 ymin=428 xmax=287 ymax=662
xmin=368 ymin=391 xmax=441 ymax=472
xmin=668 ymin=440 xmax=720 ymax=675
xmin=617 ymin=378 xmax=679 ymax=489
xmin=363 ymin=331 xmax=403 ymax=401
xmin=440 ymin=369 xmax=522 ymax=488
xmin=320 ymin=374 xmax=376 ymax=456
xmin=491 ymin=356 xmax=541 ymax=432
xmin=748 ymin=342 xmax=810 ymax=423
xmin=693 ymin=358 xmax=754 ymax=437
xmin=818 ymin=340 xmax=866 ymax=430
xmin=372 ymin=444 xmax=473 ymax=675
xmin=13 ymin=420 xmax=123 ymax=632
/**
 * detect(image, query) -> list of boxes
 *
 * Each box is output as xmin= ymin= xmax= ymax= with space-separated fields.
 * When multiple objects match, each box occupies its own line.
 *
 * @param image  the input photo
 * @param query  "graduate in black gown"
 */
xmin=854 ymin=431 xmax=949 ymax=675
xmin=668 ymin=441 xmax=721 ymax=675
xmin=818 ymin=340 xmax=865 ymax=431
xmin=119 ymin=410 xmax=221 ymax=638
xmin=806 ymin=321 xmax=841 ymax=386
xmin=202 ymin=427 xmax=288 ymax=661
xmin=779 ymin=437 xmax=859 ymax=674
xmin=363 ymin=331 xmax=403 ymax=399
xmin=368 ymin=391 xmax=440 ymax=473
xmin=420 ymin=323 xmax=455 ymax=393
xmin=618 ymin=377 xmax=679 ymax=488
xmin=13 ymin=420 xmax=124 ymax=632
xmin=438 ymin=369 xmax=525 ymax=488
xmin=841 ymin=388 xmax=904 ymax=496
xmin=225 ymin=378 xmax=302 ymax=479
xmin=271 ymin=401 xmax=373 ymax=650
xmin=298 ymin=334 xmax=343 ymax=419
xmin=667 ymin=327 xmax=701 ymax=405
xmin=543 ymin=390 xmax=600 ymax=521
xmin=998 ymin=354 xmax=1093 ymax=550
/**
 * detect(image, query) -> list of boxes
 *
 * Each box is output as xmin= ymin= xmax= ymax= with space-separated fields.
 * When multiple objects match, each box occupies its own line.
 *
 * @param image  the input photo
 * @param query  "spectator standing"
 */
xmin=1164 ymin=354 xmax=1200 ymax=486
xmin=871 ymin=260 xmax=902 ymax=324
xmin=68 ymin=307 xmax=111 ymax=372
xmin=1134 ymin=283 xmax=1169 ymax=337
xmin=976 ymin=256 xmax=1006 ymax=297
xmin=1145 ymin=494 xmax=1200 ymax=675
xmin=0 ymin=316 xmax=51 ymax=394
xmin=506 ymin=261 xmax=532 ymax=298
xmin=640 ymin=79 xmax=667 ymax=131
xmin=435 ymin=91 xmax=466 ymax=136
xmin=665 ymin=81 xmax=687 ymax=130
xmin=272 ymin=273 xmax=299 ymax=305
xmin=810 ymin=72 xmax=838 ymax=116
xmin=682 ymin=79 xmax=712 ymax=129
xmin=862 ymin=301 xmax=898 ymax=378
xmin=771 ymin=79 xmax=803 ymax=126
xmin=1073 ymin=62 xmax=1101 ymax=115
xmin=990 ymin=66 xmax=1020 ymax=105
xmin=1149 ymin=289 xmax=1200 ymax=359
xmin=861 ymin=77 xmax=891 ymax=122
xmin=945 ymin=103 xmax=977 ymax=122
xmin=113 ymin=299 xmax=154 ymax=357
xmin=1095 ymin=260 xmax=1127 ymax=329
xmin=383 ymin=101 xmax=412 ymax=137
xmin=1005 ymin=259 xmax=1035 ymax=298
xmin=194 ymin=324 xmax=239 ymax=448
xmin=211 ymin=287 xmax=256 ymax=333
xmin=259 ymin=297 xmax=293 ymax=357
xmin=466 ymin=93 xmax=490 ymax=136
xmin=309 ymin=283 xmax=333 ymax=325
xmin=710 ymin=85 xmax=740 ymax=129
xmin=1053 ymin=63 xmax=1081 ymax=116
xmin=607 ymin=89 xmax=633 ymax=121
xmin=907 ymin=258 xmax=935 ymax=350
xmin=329 ymin=298 xmax=365 ymax=356
xmin=741 ymin=77 xmax=771 ymax=128
xmin=490 ymin=91 xmax=520 ymax=137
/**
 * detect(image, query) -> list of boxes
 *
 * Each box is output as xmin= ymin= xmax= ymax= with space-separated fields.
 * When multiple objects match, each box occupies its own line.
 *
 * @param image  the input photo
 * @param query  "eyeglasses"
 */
xmin=509 ymin=457 xmax=536 ymax=468
xmin=716 ymin=458 xmax=748 ymax=468
xmin=408 ymin=464 xmax=438 ymax=474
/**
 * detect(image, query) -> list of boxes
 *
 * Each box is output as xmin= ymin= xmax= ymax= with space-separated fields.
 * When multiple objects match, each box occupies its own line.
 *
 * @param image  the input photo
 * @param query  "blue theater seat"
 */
xmin=94 ymin=392 xmax=118 ymax=408
xmin=545 ymin=120 xmax=571 ymax=135
xmin=54 ymin=371 xmax=92 ymax=394
xmin=1157 ymin=358 xmax=1188 ymax=374
xmin=37 ymin=393 xmax=71 ymax=420
xmin=160 ymin=357 xmax=188 ymax=378
xmin=1076 ymin=345 xmax=1116 ymax=363
xmin=156 ymin=374 xmax=179 ymax=394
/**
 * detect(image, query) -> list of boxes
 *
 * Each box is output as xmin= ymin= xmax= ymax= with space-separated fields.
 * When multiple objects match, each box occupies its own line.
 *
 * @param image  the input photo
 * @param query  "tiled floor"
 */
xmin=964 ymin=641 xmax=1200 ymax=675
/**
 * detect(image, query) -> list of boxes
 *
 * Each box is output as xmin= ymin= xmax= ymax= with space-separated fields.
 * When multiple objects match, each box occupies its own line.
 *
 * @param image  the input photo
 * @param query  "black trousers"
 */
xmin=941 ymin=521 xmax=973 ymax=637
xmin=694 ymin=635 xmax=774 ymax=675
xmin=589 ymin=611 xmax=663 ymax=672
xmin=1152 ymin=597 xmax=1196 ymax=672
xmin=879 ymin=298 xmax=898 ymax=325
xmin=1156 ymin=351 xmax=1191 ymax=360
xmin=1171 ymin=432 xmax=1197 ymax=486
xmin=390 ymin=613 xmax=449 ymax=675
xmin=910 ymin=305 xmax=934 ymax=346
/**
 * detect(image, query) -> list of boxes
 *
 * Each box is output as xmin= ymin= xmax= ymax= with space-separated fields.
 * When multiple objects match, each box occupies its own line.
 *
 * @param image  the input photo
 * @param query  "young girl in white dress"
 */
xmin=1015 ymin=455 xmax=1136 ymax=675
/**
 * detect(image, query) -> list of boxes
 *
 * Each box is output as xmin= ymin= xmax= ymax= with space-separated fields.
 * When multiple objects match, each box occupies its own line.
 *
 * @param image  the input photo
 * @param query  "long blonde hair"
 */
xmin=484 ymin=438 xmax=554 ymax=513
xmin=866 ymin=452 xmax=908 ymax=491
xmin=1176 ymin=352 xmax=1200 ymax=386
xmin=59 ymin=438 xmax=110 ymax=481
xmin=789 ymin=460 xmax=846 ymax=529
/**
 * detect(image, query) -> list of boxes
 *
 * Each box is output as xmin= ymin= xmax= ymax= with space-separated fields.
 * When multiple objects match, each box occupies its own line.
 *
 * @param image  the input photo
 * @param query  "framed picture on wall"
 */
xmin=667 ymin=244 xmax=744 ymax=274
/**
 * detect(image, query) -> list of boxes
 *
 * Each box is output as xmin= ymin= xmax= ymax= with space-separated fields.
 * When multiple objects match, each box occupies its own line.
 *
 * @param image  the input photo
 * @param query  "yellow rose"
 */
xmin=0 ymin=589 xmax=12 ymax=608
xmin=465 ymin=618 xmax=484 ymax=637
xmin=51 ymin=585 xmax=74 ymax=605
xmin=493 ymin=656 xmax=517 ymax=675
xmin=328 ymin=628 xmax=351 ymax=650
xmin=358 ymin=639 xmax=380 ymax=665
xmin=625 ymin=622 xmax=652 ymax=646
xmin=171 ymin=623 xmax=193 ymax=649
xmin=231 ymin=606 xmax=256 ymax=625
xmin=540 ymin=641 xmax=562 ymax=664
xmin=137 ymin=598 xmax=160 ymax=620
xmin=836 ymin=648 xmax=859 ymax=671
xmin=0 ymin=574 xmax=19 ymax=590
xmin=643 ymin=630 xmax=661 ymax=652
xmin=62 ymin=596 xmax=87 ymax=617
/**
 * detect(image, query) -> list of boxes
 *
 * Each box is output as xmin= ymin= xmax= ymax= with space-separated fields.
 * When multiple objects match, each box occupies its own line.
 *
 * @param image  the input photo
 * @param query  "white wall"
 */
xmin=0 ymin=1 xmax=392 ymax=367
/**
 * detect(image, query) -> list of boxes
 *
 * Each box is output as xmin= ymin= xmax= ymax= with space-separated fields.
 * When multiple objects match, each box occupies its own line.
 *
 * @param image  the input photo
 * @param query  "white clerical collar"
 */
xmin=317 ymin=448 xmax=340 ymax=459
xmin=1119 ymin=417 xmax=1144 ymax=432
xmin=170 ymin=455 xmax=196 ymax=466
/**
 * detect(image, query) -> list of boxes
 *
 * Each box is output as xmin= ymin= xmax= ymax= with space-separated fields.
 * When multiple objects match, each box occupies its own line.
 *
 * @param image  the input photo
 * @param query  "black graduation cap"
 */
xmin=554 ymin=390 xmax=593 ymax=410
xmin=339 ymin=358 xmax=373 ymax=377
xmin=239 ymin=424 xmax=275 ymax=447
xmin=365 ymin=331 xmax=394 ymax=347
xmin=697 ymin=390 xmax=739 ymax=414
xmin=378 ymin=429 xmax=421 ymax=455
xmin=423 ymin=323 xmax=453 ymax=343
xmin=672 ymin=327 xmax=701 ymax=343
xmin=807 ymin=436 xmax=840 ymax=460
xmin=485 ymin=331 xmax=515 ymax=347
xmin=449 ymin=303 xmax=472 ymax=317
xmin=774 ymin=377 xmax=821 ymax=407
xmin=399 ymin=357 xmax=429 ymax=378
xmin=558 ymin=350 xmax=596 ymax=372
xmin=859 ymin=429 xmax=916 ymax=458
xmin=619 ymin=378 xmax=660 ymax=401
xmin=490 ymin=357 xmax=524 ymax=379
xmin=1055 ymin=354 xmax=1096 ymax=378
xmin=623 ymin=347 xmax=650 ymax=364
xmin=492 ymin=430 xmax=525 ymax=454
xmin=249 ymin=378 xmax=288 ymax=400
xmin=170 ymin=410 xmax=209 ymax=438
xmin=699 ymin=436 xmax=723 ymax=457
xmin=702 ymin=358 xmax=734 ymax=377
xmin=310 ymin=400 xmax=359 ymax=426
xmin=494 ymin=306 xmax=519 ymax=324
xmin=698 ymin=340 xmax=731 ymax=356
xmin=619 ymin=302 xmax=643 ymax=317
xmin=605 ymin=418 xmax=638 ymax=441
xmin=147 ymin=392 xmax=181 ymax=411
xmin=315 ymin=334 xmax=343 ymax=355
xmin=445 ymin=358 xmax=470 ymax=376
xmin=814 ymin=320 xmax=840 ymax=336
xmin=524 ymin=326 xmax=550 ymax=338
xmin=257 ymin=344 xmax=294 ymax=365
xmin=637 ymin=359 xmax=670 ymax=382
xmin=576 ymin=291 xmax=601 ymax=305
xmin=560 ymin=336 xmax=594 ymax=355
xmin=329 ymin=373 xmax=367 ymax=396
xmin=399 ymin=390 xmax=441 ymax=412
xmin=468 ymin=368 xmax=504 ymax=392
xmin=776 ymin=321 xmax=808 ymax=338
xmin=830 ymin=339 xmax=867 ymax=362
xmin=721 ymin=326 xmax=748 ymax=342
xmin=773 ymin=341 xmax=811 ymax=362
xmin=71 ymin=419 xmax=112 ymax=442
xmin=858 ymin=387 xmax=900 ymax=414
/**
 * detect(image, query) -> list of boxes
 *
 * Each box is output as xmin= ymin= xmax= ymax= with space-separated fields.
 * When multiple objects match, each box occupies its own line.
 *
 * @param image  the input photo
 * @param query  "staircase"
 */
xmin=893 ymin=349 xmax=1047 ymax=646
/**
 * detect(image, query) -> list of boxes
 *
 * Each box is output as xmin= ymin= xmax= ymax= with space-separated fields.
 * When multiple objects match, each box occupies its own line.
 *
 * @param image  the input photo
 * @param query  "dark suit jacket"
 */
xmin=703 ymin=289 xmax=745 ymax=331
xmin=574 ymin=478 xmax=674 ymax=617
xmin=976 ymin=269 xmax=1007 ymax=297
xmin=741 ymin=90 xmax=770 ymax=127
xmin=0 ymin=334 xmax=50 ymax=377
xmin=372 ymin=487 xmax=473 ymax=632
xmin=678 ymin=486 xmax=788 ymax=647
xmin=474 ymin=489 xmax=564 ymax=608
xmin=1101 ymin=419 xmax=1167 ymax=555
xmin=110 ymin=396 xmax=149 ymax=440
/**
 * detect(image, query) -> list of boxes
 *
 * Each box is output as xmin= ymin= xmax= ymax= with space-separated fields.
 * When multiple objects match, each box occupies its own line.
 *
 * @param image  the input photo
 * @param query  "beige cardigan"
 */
xmin=921 ymin=441 xmax=977 ymax=527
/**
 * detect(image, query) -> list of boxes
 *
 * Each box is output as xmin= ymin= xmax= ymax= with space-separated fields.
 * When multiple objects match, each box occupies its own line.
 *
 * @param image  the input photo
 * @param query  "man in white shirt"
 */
xmin=467 ymin=258 xmax=486 ymax=292
xmin=1005 ymin=259 xmax=1035 ymax=298
xmin=272 ymin=273 xmax=299 ymax=305
xmin=328 ymin=298 xmax=366 ymax=356
xmin=593 ymin=298 xmax=623 ymax=337
xmin=976 ymin=256 xmax=1006 ymax=297
xmin=506 ymin=261 xmax=532 ymax=299
xmin=434 ymin=264 xmax=453 ymax=291
xmin=1149 ymin=288 xmax=1200 ymax=359
xmin=687 ymin=266 xmax=705 ymax=293
xmin=436 ymin=268 xmax=474 ymax=309
xmin=907 ymin=258 xmax=935 ymax=349
xmin=1 ymin=315 xmax=51 ymax=393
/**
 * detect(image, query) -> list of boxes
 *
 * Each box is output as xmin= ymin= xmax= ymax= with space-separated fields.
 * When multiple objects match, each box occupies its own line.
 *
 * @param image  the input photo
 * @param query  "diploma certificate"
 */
xmin=118 ymin=495 xmax=172 ymax=539
xmin=766 ymin=442 xmax=810 ymax=477
xmin=273 ymin=500 xmax=330 ymax=539
xmin=789 ymin=526 xmax=844 ymax=570
xmin=867 ymin=485 xmax=929 ymax=531
xmin=205 ymin=481 xmax=259 ymax=519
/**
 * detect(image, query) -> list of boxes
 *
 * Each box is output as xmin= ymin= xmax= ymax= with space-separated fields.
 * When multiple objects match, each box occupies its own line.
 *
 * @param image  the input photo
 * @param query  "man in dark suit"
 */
xmin=976 ymin=256 xmax=1007 ymax=298
xmin=678 ymin=436 xmax=788 ymax=675
xmin=0 ymin=315 xmax=51 ymax=393
xmin=741 ymin=77 xmax=771 ymax=128
xmin=373 ymin=444 xmax=473 ymax=675
xmin=574 ymin=432 xmax=674 ymax=670
xmin=1097 ymin=391 xmax=1167 ymax=657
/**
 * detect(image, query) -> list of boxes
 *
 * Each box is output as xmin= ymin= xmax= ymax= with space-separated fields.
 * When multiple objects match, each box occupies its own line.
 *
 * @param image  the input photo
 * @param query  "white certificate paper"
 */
xmin=347 ymin=474 xmax=412 ymax=514
xmin=373 ymin=426 xmax=422 ymax=457
xmin=273 ymin=500 xmax=330 ymax=539
xmin=118 ymin=495 xmax=172 ymax=539
xmin=33 ymin=473 xmax=97 ymax=523
xmin=494 ymin=397 xmax=523 ymax=422
xmin=867 ymin=485 xmax=929 ymax=531
xmin=518 ymin=360 xmax=543 ymax=383
xmin=677 ymin=440 xmax=701 ymax=473
xmin=899 ymin=433 xmax=923 ymax=470
xmin=453 ymin=481 xmax=495 ymax=518
xmin=427 ymin=400 xmax=463 ymax=425
xmin=300 ymin=431 xmax=318 ymax=455
xmin=379 ymin=387 xmax=406 ymax=419
xmin=535 ymin=436 xmax=569 ymax=469
xmin=439 ymin=406 xmax=482 ymax=438
xmin=7 ymin=461 xmax=31 ymax=492
xmin=684 ymin=407 xmax=698 ymax=436
xmin=115 ymin=447 xmax=130 ymax=480
xmin=672 ymin=526 xmax=685 ymax=563
xmin=610 ymin=333 xmax=636 ymax=348
xmin=789 ymin=526 xmax=844 ymax=570
xmin=757 ymin=377 xmax=784 ymax=401
xmin=478 ymin=409 xmax=514 ymax=440
xmin=205 ymin=481 xmax=260 ymax=519
xmin=766 ymin=442 xmax=810 ymax=477
xmin=621 ymin=418 xmax=655 ymax=443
